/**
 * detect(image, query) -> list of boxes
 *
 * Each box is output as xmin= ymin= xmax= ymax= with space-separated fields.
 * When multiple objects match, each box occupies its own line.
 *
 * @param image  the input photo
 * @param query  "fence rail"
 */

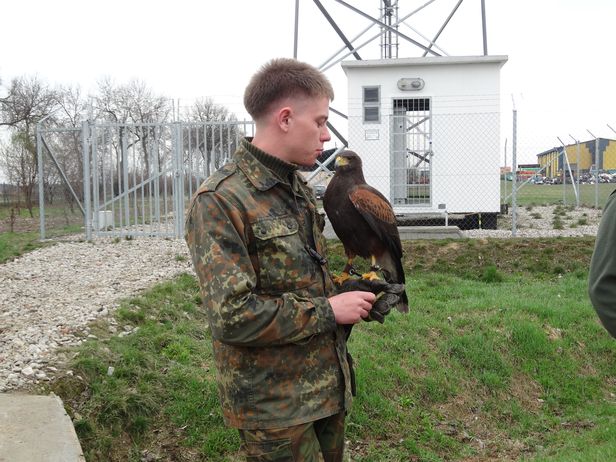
xmin=37 ymin=120 xmax=255 ymax=239
xmin=32 ymin=111 xmax=612 ymax=241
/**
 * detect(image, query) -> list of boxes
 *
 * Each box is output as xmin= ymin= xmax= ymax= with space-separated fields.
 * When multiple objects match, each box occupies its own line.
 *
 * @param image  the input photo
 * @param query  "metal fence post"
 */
xmin=36 ymin=124 xmax=46 ymax=240
xmin=562 ymin=147 xmax=566 ymax=206
xmin=557 ymin=137 xmax=579 ymax=207
xmin=91 ymin=124 xmax=99 ymax=233
xmin=568 ymin=135 xmax=580 ymax=207
xmin=576 ymin=140 xmax=580 ymax=207
xmin=503 ymin=138 xmax=508 ymax=210
xmin=587 ymin=129 xmax=599 ymax=208
xmin=122 ymin=131 xmax=130 ymax=231
xmin=174 ymin=122 xmax=185 ymax=238
xmin=595 ymin=136 xmax=600 ymax=208
xmin=511 ymin=108 xmax=517 ymax=237
xmin=82 ymin=120 xmax=92 ymax=241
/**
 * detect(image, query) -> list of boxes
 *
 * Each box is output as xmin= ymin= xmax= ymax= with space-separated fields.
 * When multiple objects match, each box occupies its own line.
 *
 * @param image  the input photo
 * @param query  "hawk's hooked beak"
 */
xmin=335 ymin=156 xmax=349 ymax=167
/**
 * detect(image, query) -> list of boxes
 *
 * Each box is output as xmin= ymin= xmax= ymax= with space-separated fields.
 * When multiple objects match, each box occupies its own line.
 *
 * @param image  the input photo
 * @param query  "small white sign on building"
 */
xmin=364 ymin=129 xmax=379 ymax=141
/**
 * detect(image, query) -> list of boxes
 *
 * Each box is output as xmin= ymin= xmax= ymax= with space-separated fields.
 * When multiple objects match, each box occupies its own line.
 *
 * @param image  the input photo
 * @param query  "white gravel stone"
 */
xmin=0 ymin=237 xmax=193 ymax=391
xmin=21 ymin=366 xmax=34 ymax=377
xmin=460 ymin=205 xmax=602 ymax=239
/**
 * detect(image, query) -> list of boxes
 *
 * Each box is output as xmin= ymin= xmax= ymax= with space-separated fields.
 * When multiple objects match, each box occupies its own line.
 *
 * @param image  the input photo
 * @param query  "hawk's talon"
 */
xmin=361 ymin=271 xmax=380 ymax=281
xmin=333 ymin=272 xmax=351 ymax=285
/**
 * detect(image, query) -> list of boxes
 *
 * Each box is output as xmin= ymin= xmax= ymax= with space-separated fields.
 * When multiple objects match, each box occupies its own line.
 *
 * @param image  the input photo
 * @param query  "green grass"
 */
xmin=0 ymin=202 xmax=82 ymax=262
xmin=501 ymin=181 xmax=615 ymax=208
xmin=29 ymin=237 xmax=616 ymax=461
xmin=0 ymin=231 xmax=48 ymax=263
xmin=49 ymin=274 xmax=240 ymax=462
xmin=0 ymin=225 xmax=82 ymax=263
xmin=1 ymin=202 xmax=81 ymax=221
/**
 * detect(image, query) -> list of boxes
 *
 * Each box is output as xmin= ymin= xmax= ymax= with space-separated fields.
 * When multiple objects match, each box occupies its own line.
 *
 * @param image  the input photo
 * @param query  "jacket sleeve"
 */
xmin=185 ymin=190 xmax=337 ymax=347
xmin=589 ymin=191 xmax=616 ymax=338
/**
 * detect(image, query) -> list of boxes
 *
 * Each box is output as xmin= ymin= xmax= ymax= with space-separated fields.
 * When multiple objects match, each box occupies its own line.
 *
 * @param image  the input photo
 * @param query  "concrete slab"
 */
xmin=0 ymin=393 xmax=85 ymax=462
xmin=322 ymin=213 xmax=462 ymax=240
xmin=398 ymin=225 xmax=463 ymax=240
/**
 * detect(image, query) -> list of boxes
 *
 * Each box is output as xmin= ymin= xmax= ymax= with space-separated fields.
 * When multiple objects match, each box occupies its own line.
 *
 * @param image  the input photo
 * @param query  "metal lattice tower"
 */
xmin=380 ymin=0 xmax=399 ymax=59
xmin=293 ymin=0 xmax=490 ymax=184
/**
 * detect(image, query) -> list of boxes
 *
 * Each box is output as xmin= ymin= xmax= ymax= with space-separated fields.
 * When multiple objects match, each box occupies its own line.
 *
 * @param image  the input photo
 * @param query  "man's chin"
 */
xmin=298 ymin=162 xmax=316 ymax=169
xmin=298 ymin=157 xmax=319 ymax=168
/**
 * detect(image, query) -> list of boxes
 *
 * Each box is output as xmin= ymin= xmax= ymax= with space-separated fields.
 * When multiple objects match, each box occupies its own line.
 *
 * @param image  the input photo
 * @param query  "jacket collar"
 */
xmin=236 ymin=138 xmax=299 ymax=191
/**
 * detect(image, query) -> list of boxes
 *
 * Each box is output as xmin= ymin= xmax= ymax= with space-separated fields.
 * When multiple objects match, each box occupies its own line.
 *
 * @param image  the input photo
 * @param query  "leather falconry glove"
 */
xmin=337 ymin=278 xmax=406 ymax=324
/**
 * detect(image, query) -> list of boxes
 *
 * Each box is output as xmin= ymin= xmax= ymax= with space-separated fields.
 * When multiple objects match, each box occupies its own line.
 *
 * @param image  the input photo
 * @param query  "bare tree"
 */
xmin=92 ymin=78 xmax=172 ymax=195
xmin=57 ymin=84 xmax=87 ymax=127
xmin=50 ymin=85 xmax=88 ymax=212
xmin=188 ymin=97 xmax=232 ymax=123
xmin=0 ymin=75 xmax=58 ymax=216
xmin=0 ymin=75 xmax=58 ymax=129
xmin=185 ymin=97 xmax=241 ymax=175
xmin=0 ymin=135 xmax=37 ymax=211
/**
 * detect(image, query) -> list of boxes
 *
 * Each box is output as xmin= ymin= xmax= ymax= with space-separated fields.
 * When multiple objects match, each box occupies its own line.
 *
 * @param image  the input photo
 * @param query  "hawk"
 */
xmin=324 ymin=150 xmax=409 ymax=313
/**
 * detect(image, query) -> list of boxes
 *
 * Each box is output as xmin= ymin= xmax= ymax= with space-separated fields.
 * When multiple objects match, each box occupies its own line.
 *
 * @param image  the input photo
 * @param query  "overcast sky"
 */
xmin=1 ymin=0 xmax=615 ymax=165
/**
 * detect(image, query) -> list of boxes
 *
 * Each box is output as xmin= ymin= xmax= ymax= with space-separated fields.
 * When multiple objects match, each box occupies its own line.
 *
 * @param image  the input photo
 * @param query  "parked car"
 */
xmin=313 ymin=184 xmax=326 ymax=200
xmin=531 ymin=176 xmax=544 ymax=185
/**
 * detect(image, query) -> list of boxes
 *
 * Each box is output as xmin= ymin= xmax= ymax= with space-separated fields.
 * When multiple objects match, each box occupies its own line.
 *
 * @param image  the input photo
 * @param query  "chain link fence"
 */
xmin=19 ymin=108 xmax=615 ymax=241
xmin=503 ymin=109 xmax=615 ymax=236
xmin=331 ymin=112 xmax=503 ymax=230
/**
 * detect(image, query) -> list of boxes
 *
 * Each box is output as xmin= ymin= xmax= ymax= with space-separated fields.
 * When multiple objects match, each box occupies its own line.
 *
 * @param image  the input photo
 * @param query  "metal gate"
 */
xmin=37 ymin=120 xmax=255 ymax=240
xmin=391 ymin=97 xmax=432 ymax=206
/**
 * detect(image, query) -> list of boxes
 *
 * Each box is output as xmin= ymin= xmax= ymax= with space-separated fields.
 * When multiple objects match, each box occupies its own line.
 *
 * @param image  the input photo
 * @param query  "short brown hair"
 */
xmin=243 ymin=58 xmax=334 ymax=121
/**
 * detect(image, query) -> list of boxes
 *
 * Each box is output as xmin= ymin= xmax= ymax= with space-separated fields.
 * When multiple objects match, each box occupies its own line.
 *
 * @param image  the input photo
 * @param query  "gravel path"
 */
xmin=461 ymin=205 xmax=602 ymax=238
xmin=0 ymin=205 xmax=603 ymax=392
xmin=0 ymin=238 xmax=193 ymax=391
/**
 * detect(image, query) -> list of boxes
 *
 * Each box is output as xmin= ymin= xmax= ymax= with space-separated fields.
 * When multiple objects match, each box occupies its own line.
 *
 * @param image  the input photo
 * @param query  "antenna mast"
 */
xmin=380 ymin=0 xmax=399 ymax=59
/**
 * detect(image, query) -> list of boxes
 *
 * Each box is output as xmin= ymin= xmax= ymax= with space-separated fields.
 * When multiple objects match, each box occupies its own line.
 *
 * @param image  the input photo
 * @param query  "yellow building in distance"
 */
xmin=537 ymin=138 xmax=616 ymax=178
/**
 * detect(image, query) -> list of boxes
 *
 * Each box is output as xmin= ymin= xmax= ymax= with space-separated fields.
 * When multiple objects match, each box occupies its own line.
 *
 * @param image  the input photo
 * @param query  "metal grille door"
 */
xmin=89 ymin=123 xmax=180 ymax=238
xmin=391 ymin=98 xmax=432 ymax=206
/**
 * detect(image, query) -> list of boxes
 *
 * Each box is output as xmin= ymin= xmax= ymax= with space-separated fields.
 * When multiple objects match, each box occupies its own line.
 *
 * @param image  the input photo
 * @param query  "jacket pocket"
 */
xmin=252 ymin=215 xmax=317 ymax=293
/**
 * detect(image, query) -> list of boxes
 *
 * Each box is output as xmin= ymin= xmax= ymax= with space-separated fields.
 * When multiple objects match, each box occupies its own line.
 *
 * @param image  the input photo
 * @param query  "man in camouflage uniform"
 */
xmin=186 ymin=58 xmax=388 ymax=461
xmin=589 ymin=189 xmax=616 ymax=338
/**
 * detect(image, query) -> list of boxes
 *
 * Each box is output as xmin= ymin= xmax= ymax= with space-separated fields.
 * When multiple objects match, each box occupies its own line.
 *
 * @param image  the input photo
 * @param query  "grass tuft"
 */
xmin=552 ymin=217 xmax=565 ymax=230
xmin=481 ymin=265 xmax=504 ymax=283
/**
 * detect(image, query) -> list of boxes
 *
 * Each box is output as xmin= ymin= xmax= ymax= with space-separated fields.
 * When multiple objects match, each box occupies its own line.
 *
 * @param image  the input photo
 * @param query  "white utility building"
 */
xmin=342 ymin=55 xmax=508 ymax=228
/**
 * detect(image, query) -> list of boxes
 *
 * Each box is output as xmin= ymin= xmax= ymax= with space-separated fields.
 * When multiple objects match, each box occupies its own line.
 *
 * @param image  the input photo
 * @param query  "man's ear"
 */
xmin=276 ymin=107 xmax=292 ymax=132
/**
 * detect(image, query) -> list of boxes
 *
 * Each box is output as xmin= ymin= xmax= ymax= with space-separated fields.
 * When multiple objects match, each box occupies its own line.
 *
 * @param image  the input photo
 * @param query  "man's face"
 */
xmin=285 ymin=95 xmax=331 ymax=167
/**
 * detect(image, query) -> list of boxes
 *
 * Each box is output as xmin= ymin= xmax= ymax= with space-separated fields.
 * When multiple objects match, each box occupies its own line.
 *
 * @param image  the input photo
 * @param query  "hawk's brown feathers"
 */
xmin=324 ymin=150 xmax=409 ymax=313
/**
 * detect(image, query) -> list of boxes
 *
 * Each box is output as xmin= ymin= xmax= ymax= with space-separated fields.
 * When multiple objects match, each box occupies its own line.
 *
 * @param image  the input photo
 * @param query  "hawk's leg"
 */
xmin=361 ymin=256 xmax=382 ymax=281
xmin=333 ymin=257 xmax=355 ymax=285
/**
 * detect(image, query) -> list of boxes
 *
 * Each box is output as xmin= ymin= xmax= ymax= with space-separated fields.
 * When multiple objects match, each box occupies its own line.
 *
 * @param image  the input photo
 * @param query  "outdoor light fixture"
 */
xmin=397 ymin=78 xmax=425 ymax=91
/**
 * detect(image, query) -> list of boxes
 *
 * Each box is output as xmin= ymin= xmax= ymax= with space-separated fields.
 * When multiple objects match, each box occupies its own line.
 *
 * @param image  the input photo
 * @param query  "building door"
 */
xmin=391 ymin=98 xmax=432 ymax=206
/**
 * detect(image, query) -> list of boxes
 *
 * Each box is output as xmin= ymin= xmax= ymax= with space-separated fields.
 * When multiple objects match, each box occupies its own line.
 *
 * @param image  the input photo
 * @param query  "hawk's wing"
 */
xmin=348 ymin=185 xmax=403 ymax=259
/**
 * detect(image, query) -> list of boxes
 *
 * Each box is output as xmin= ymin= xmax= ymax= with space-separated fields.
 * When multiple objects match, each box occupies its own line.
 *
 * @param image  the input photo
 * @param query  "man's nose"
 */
xmin=321 ymin=125 xmax=331 ymax=142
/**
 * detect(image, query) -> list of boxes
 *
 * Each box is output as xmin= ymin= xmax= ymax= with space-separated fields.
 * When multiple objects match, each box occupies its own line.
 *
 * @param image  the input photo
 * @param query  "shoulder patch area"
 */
xmin=196 ymin=162 xmax=237 ymax=194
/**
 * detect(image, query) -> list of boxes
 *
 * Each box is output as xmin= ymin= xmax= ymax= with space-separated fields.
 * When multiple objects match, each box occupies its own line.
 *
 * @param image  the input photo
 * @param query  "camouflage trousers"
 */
xmin=238 ymin=411 xmax=346 ymax=462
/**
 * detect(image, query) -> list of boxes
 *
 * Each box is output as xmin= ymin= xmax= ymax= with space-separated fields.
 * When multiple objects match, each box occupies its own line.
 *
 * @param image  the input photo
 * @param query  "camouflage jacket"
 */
xmin=185 ymin=138 xmax=354 ymax=430
xmin=589 ymin=189 xmax=616 ymax=338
